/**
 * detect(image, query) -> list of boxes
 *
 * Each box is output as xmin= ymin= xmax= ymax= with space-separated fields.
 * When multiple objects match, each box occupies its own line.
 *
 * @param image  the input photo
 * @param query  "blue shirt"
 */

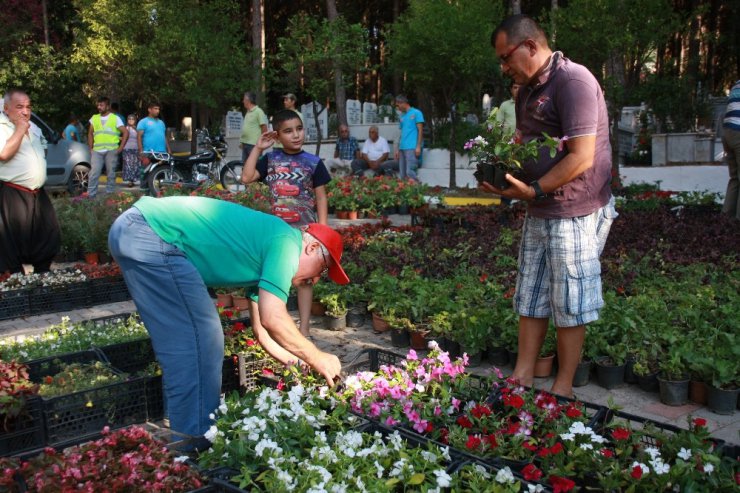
xmin=399 ymin=107 xmax=424 ymax=150
xmin=334 ymin=136 xmax=359 ymax=161
xmin=136 ymin=117 xmax=167 ymax=152
xmin=63 ymin=123 xmax=82 ymax=142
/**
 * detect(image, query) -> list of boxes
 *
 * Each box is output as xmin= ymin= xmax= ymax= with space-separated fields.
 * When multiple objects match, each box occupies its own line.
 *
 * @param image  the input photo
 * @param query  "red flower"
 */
xmin=565 ymin=405 xmax=582 ymax=418
xmin=522 ymin=464 xmax=543 ymax=481
xmin=631 ymin=465 xmax=644 ymax=479
xmin=693 ymin=418 xmax=707 ymax=428
xmin=550 ymin=442 xmax=564 ymax=455
xmin=503 ymin=394 xmax=524 ymax=409
xmin=549 ymin=475 xmax=576 ymax=492
xmin=223 ymin=310 xmax=233 ymax=318
xmin=484 ymin=433 xmax=497 ymax=448
xmin=600 ymin=449 xmax=614 ymax=458
xmin=471 ymin=404 xmax=492 ymax=418
xmin=465 ymin=435 xmax=482 ymax=450
xmin=522 ymin=441 xmax=538 ymax=452
xmin=425 ymin=422 xmax=434 ymax=433
xmin=611 ymin=427 xmax=631 ymax=441
xmin=456 ymin=416 xmax=473 ymax=428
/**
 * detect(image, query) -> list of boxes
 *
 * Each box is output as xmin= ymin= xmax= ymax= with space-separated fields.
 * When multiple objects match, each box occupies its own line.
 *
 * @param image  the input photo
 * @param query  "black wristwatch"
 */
xmin=530 ymin=180 xmax=546 ymax=201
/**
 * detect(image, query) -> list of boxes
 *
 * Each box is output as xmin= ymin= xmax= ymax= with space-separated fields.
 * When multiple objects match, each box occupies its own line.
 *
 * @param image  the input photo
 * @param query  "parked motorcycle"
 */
xmin=141 ymin=129 xmax=245 ymax=196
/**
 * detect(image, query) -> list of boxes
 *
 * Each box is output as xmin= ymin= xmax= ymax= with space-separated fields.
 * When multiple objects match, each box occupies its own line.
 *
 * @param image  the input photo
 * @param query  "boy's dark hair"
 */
xmin=148 ymin=101 xmax=160 ymax=108
xmin=491 ymin=14 xmax=548 ymax=47
xmin=273 ymin=109 xmax=302 ymax=130
xmin=97 ymin=96 xmax=110 ymax=104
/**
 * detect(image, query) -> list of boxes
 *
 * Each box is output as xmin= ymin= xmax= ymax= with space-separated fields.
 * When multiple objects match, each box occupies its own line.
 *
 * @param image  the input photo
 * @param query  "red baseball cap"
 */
xmin=304 ymin=223 xmax=350 ymax=285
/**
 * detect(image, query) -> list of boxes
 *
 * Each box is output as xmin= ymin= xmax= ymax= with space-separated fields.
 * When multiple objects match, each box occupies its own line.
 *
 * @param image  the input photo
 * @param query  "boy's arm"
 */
xmin=241 ymin=130 xmax=275 ymax=183
xmin=314 ymin=185 xmax=328 ymax=225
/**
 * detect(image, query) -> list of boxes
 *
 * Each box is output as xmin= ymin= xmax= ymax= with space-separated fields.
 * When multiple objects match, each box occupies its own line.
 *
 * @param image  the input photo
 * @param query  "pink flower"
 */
xmin=556 ymin=135 xmax=570 ymax=151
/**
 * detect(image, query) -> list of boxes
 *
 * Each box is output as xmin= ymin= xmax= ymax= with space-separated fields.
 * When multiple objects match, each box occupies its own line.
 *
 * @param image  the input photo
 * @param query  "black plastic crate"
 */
xmin=221 ymin=355 xmax=241 ymax=394
xmin=98 ymin=337 xmax=155 ymax=374
xmin=90 ymin=275 xmax=130 ymax=304
xmin=145 ymin=375 xmax=165 ymax=421
xmin=89 ymin=311 xmax=137 ymax=326
xmin=42 ymin=377 xmax=149 ymax=445
xmin=596 ymin=409 xmax=725 ymax=451
xmin=24 ymin=349 xmax=105 ymax=383
xmin=0 ymin=288 xmax=30 ymax=320
xmin=29 ymin=282 xmax=90 ymax=315
xmin=238 ymin=353 xmax=275 ymax=392
xmin=0 ymin=396 xmax=45 ymax=456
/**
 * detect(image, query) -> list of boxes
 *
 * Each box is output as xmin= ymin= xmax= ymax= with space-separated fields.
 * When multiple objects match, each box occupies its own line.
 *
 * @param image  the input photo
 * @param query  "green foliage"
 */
xmin=387 ymin=0 xmax=503 ymax=108
xmin=273 ymin=13 xmax=368 ymax=106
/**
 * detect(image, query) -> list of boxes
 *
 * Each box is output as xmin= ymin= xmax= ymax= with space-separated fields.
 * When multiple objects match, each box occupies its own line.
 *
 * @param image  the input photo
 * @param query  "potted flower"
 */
xmin=467 ymin=108 xmax=563 ymax=190
xmin=657 ymin=344 xmax=690 ymax=406
xmin=320 ymin=292 xmax=348 ymax=331
xmin=534 ymin=329 xmax=557 ymax=378
xmin=705 ymin=331 xmax=739 ymax=414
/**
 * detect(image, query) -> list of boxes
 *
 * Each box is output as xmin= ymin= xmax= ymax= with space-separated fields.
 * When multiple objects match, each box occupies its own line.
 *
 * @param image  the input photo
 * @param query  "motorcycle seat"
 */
xmin=171 ymin=150 xmax=216 ymax=164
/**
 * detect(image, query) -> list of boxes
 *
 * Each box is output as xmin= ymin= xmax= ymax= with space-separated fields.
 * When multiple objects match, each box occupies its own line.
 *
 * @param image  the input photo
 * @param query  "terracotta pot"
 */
xmin=216 ymin=293 xmax=233 ymax=308
xmin=311 ymin=301 xmax=326 ymax=316
xmin=689 ymin=380 xmax=708 ymax=405
xmin=336 ymin=211 xmax=349 ymax=219
xmin=534 ymin=354 xmax=555 ymax=378
xmin=346 ymin=211 xmax=359 ymax=220
xmin=232 ymin=295 xmax=249 ymax=311
xmin=371 ymin=312 xmax=390 ymax=333
xmin=84 ymin=252 xmax=99 ymax=265
xmin=410 ymin=330 xmax=429 ymax=351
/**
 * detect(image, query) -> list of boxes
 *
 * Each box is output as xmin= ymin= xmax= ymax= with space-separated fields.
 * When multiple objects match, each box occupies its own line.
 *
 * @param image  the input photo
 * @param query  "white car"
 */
xmin=31 ymin=113 xmax=91 ymax=195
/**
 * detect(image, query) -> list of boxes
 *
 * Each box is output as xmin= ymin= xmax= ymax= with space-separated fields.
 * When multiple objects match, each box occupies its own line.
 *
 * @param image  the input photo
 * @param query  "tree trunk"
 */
xmin=550 ymin=0 xmax=558 ymax=45
xmin=510 ymin=0 xmax=521 ymax=15
xmin=251 ymin=0 xmax=265 ymax=105
xmin=392 ymin=0 xmax=402 ymax=95
xmin=326 ymin=0 xmax=347 ymax=127
xmin=448 ymin=101 xmax=457 ymax=188
xmin=313 ymin=101 xmax=322 ymax=155
xmin=41 ymin=0 xmax=50 ymax=46
xmin=190 ymin=101 xmax=198 ymax=154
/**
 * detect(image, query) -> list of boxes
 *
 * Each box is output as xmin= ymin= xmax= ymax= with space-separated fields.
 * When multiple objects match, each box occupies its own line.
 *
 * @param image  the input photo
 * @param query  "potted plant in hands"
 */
xmin=467 ymin=108 xmax=564 ymax=190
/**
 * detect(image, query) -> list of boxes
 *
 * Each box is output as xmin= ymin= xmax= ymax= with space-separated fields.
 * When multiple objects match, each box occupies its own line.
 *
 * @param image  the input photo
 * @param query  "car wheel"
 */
xmin=67 ymin=164 xmax=90 ymax=196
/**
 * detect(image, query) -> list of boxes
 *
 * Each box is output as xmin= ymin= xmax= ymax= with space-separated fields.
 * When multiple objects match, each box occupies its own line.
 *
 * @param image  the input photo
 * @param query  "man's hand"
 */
xmin=312 ymin=352 xmax=342 ymax=386
xmin=13 ymin=118 xmax=30 ymax=136
xmin=480 ymin=173 xmax=535 ymax=201
xmin=368 ymin=160 xmax=379 ymax=170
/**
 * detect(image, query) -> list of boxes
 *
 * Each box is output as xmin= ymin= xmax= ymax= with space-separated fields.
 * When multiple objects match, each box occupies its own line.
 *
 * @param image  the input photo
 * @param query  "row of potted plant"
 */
xmin=326 ymin=175 xmax=441 ymax=216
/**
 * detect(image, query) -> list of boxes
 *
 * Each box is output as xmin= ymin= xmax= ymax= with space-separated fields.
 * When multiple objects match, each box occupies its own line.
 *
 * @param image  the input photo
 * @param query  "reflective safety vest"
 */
xmin=91 ymin=114 xmax=121 ymax=151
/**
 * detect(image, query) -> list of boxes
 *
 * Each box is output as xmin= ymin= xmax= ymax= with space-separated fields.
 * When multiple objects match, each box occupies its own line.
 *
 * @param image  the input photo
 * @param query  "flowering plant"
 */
xmin=326 ymin=177 xmax=361 ymax=211
xmin=0 ymin=269 xmax=87 ymax=292
xmin=38 ymin=361 xmax=128 ymax=398
xmin=0 ymin=360 xmax=38 ymax=427
xmin=467 ymin=108 xmax=565 ymax=181
xmin=0 ymin=314 xmax=147 ymax=362
xmin=9 ymin=426 xmax=204 ymax=491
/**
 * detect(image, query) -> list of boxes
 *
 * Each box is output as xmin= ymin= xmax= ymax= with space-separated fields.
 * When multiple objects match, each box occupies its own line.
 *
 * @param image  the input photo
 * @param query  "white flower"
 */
xmin=678 ymin=447 xmax=692 ymax=461
xmin=527 ymin=485 xmax=545 ymax=493
xmin=495 ymin=467 xmax=515 ymax=484
xmin=560 ymin=432 xmax=575 ymax=441
xmin=650 ymin=458 xmax=669 ymax=475
xmin=631 ymin=461 xmax=650 ymax=475
xmin=434 ymin=469 xmax=452 ymax=487
xmin=704 ymin=463 xmax=714 ymax=474
xmin=173 ymin=455 xmax=189 ymax=463
xmin=579 ymin=443 xmax=594 ymax=450
xmin=204 ymin=425 xmax=219 ymax=442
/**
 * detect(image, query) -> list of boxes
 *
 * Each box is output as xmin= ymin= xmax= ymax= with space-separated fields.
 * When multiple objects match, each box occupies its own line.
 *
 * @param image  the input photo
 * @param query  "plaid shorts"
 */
xmin=514 ymin=197 xmax=617 ymax=327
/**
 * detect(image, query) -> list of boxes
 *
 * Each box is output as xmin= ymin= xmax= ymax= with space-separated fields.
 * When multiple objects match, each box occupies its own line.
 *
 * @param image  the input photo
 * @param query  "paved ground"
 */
xmin=1 ymin=214 xmax=737 ymax=445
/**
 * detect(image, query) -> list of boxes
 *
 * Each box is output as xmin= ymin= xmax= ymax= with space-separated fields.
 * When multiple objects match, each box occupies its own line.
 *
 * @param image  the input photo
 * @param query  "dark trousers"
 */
xmin=0 ymin=182 xmax=61 ymax=273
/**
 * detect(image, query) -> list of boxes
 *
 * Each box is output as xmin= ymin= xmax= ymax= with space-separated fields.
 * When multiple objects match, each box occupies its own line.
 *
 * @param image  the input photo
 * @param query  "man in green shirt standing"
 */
xmin=240 ymin=91 xmax=268 ymax=163
xmin=108 ymin=196 xmax=348 ymax=447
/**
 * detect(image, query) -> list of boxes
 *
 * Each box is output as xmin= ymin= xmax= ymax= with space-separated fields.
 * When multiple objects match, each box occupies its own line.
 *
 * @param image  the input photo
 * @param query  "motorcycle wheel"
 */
xmin=220 ymin=160 xmax=245 ymax=193
xmin=67 ymin=164 xmax=90 ymax=196
xmin=147 ymin=164 xmax=185 ymax=196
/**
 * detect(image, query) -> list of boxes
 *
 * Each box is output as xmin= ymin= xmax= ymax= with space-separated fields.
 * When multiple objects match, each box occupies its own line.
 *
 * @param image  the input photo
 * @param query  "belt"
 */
xmin=0 ymin=181 xmax=41 ymax=194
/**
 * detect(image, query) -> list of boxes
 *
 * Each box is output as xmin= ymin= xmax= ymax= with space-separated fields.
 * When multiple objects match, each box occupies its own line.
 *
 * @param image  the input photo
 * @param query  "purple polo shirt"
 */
xmin=516 ymin=52 xmax=612 ymax=219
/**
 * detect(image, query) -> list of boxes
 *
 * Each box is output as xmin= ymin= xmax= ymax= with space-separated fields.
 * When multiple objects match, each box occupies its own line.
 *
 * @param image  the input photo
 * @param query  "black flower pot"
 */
xmin=624 ymin=356 xmax=638 ymax=384
xmin=707 ymin=385 xmax=739 ymax=415
xmin=493 ymin=167 xmax=510 ymax=190
xmin=487 ymin=346 xmax=509 ymax=367
xmin=657 ymin=375 xmax=689 ymax=406
xmin=390 ymin=328 xmax=410 ymax=348
xmin=507 ymin=349 xmax=518 ymax=368
xmin=637 ymin=372 xmax=659 ymax=392
xmin=346 ymin=309 xmax=365 ymax=328
xmin=465 ymin=349 xmax=483 ymax=367
xmin=595 ymin=357 xmax=626 ymax=390
xmin=573 ymin=360 xmax=592 ymax=387
xmin=441 ymin=337 xmax=461 ymax=359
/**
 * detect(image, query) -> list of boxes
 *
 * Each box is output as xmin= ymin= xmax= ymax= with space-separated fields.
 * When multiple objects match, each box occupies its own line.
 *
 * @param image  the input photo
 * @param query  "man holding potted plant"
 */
xmin=485 ymin=15 xmax=617 ymax=398
xmin=108 ymin=196 xmax=349 ymax=445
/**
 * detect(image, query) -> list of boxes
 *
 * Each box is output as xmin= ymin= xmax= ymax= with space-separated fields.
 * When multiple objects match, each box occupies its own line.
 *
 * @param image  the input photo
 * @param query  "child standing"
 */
xmin=242 ymin=110 xmax=331 ymax=338
xmin=122 ymin=114 xmax=140 ymax=187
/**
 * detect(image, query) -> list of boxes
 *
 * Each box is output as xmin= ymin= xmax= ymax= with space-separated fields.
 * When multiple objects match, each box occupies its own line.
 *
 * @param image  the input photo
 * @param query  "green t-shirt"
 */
xmin=133 ymin=196 xmax=301 ymax=302
xmin=240 ymin=106 xmax=268 ymax=145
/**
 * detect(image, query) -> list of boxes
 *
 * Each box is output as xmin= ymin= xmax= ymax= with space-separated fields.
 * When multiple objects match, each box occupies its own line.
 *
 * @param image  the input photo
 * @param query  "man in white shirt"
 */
xmin=0 ymin=89 xmax=60 ymax=274
xmin=352 ymin=126 xmax=398 ymax=177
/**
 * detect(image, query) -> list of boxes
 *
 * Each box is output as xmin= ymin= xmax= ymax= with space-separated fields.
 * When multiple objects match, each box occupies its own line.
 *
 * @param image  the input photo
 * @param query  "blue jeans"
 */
xmin=108 ymin=207 xmax=224 ymax=437
xmin=398 ymin=149 xmax=419 ymax=180
xmin=89 ymin=149 xmax=118 ymax=197
xmin=241 ymin=143 xmax=255 ymax=163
